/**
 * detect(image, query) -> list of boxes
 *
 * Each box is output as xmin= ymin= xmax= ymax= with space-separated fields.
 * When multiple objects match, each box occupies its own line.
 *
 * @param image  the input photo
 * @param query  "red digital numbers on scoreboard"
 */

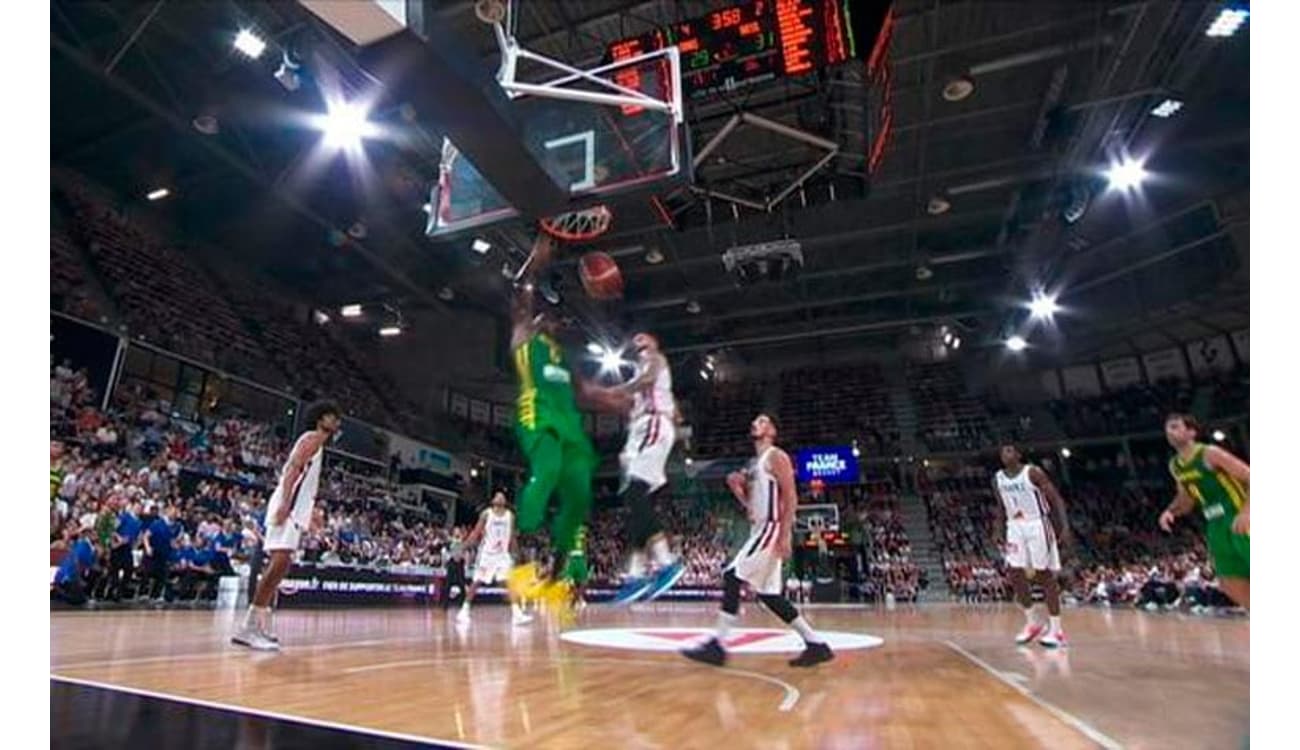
xmin=608 ymin=38 xmax=645 ymax=115
xmin=710 ymin=7 xmax=744 ymax=30
xmin=739 ymin=20 xmax=762 ymax=36
xmin=775 ymin=0 xmax=815 ymax=75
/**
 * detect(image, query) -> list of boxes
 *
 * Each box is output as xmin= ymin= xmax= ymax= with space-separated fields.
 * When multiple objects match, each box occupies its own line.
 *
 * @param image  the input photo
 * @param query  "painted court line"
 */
xmin=943 ymin=640 xmax=1124 ymax=750
xmin=345 ymin=655 xmax=801 ymax=712
xmin=51 ymin=674 xmax=491 ymax=749
xmin=54 ymin=635 xmax=432 ymax=671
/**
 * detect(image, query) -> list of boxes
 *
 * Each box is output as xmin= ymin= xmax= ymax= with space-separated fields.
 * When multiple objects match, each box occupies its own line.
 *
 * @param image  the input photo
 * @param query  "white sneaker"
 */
xmin=512 ymin=611 xmax=533 ymax=626
xmin=231 ymin=626 xmax=280 ymax=651
xmin=1039 ymin=629 xmax=1068 ymax=649
xmin=1015 ymin=621 xmax=1047 ymax=645
xmin=456 ymin=607 xmax=471 ymax=624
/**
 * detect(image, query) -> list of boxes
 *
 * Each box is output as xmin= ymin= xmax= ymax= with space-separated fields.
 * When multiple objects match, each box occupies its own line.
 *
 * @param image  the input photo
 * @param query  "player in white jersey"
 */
xmin=233 ymin=400 xmax=342 ymax=651
xmin=459 ymin=490 xmax=532 ymax=625
xmin=993 ymin=444 xmax=1073 ymax=648
xmin=611 ymin=332 xmax=685 ymax=604
xmin=683 ymin=414 xmax=833 ymax=668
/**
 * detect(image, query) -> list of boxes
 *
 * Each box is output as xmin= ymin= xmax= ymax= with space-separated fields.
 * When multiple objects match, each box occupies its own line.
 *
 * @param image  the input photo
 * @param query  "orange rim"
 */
xmin=538 ymin=206 xmax=612 ymax=242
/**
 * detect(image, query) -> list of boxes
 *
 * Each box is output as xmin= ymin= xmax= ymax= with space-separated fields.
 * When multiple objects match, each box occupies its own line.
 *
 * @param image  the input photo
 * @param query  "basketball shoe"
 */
xmin=1014 ymin=620 xmax=1047 ymax=646
xmin=1039 ymin=629 xmax=1068 ymax=649
xmin=681 ymin=637 xmax=727 ymax=667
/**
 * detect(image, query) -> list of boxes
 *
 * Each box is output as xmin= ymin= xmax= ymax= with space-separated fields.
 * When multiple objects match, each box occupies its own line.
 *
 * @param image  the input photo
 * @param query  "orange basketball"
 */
xmin=579 ymin=252 xmax=623 ymax=300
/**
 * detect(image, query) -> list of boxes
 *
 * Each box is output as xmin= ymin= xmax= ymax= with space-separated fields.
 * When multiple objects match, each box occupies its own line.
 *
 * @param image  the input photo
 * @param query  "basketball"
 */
xmin=579 ymin=252 xmax=623 ymax=300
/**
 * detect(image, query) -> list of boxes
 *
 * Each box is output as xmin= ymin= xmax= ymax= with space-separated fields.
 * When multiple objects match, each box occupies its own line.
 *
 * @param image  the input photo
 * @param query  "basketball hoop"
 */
xmin=538 ymin=205 xmax=612 ymax=242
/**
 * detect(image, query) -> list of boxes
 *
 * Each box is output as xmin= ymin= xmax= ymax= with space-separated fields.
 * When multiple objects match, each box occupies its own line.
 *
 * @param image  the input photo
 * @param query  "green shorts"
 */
xmin=1206 ymin=522 xmax=1249 ymax=579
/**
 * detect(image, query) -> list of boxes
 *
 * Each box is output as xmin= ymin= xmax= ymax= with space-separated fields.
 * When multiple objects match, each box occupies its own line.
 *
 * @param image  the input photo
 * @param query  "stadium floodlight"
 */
xmin=378 ymin=325 xmax=402 ymax=337
xmin=1212 ymin=430 xmax=1227 ymax=442
xmin=1060 ymin=447 xmax=1072 ymax=458
xmin=1106 ymin=158 xmax=1148 ymax=191
xmin=951 ymin=336 xmax=962 ymax=349
xmin=472 ymin=238 xmax=491 ymax=254
xmin=340 ymin=304 xmax=363 ymax=318
xmin=146 ymin=187 xmax=170 ymax=201
xmin=1205 ymin=8 xmax=1249 ymax=37
xmin=699 ymin=369 xmax=710 ymax=381
xmin=233 ymin=29 xmax=267 ymax=59
xmin=318 ymin=100 xmax=377 ymax=150
xmin=1005 ymin=335 xmax=1028 ymax=352
xmin=1028 ymin=292 xmax=1060 ymax=320
xmin=1150 ymin=99 xmax=1183 ymax=118
xmin=586 ymin=342 xmax=605 ymax=355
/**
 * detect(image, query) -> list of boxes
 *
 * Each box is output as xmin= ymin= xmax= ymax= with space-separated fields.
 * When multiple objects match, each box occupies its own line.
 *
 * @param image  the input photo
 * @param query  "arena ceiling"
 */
xmin=51 ymin=1 xmax=1248 ymax=372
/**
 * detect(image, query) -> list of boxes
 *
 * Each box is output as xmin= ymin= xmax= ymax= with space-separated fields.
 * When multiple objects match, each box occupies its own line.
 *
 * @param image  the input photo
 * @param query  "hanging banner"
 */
xmin=1038 ymin=370 xmax=1062 ymax=399
xmin=1061 ymin=365 xmax=1101 ymax=396
xmin=1231 ymin=330 xmax=1249 ymax=364
xmin=470 ymin=400 xmax=491 ymax=424
xmin=1143 ymin=348 xmax=1188 ymax=381
xmin=450 ymin=392 xmax=469 ymax=418
xmin=382 ymin=428 xmax=453 ymax=474
xmin=1100 ymin=357 xmax=1142 ymax=389
xmin=1187 ymin=335 xmax=1235 ymax=374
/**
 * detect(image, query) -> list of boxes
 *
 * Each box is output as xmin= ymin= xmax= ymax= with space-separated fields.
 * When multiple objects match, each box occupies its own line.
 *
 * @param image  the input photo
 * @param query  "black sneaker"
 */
xmin=682 ymin=637 xmax=727 ymax=667
xmin=788 ymin=641 xmax=834 ymax=668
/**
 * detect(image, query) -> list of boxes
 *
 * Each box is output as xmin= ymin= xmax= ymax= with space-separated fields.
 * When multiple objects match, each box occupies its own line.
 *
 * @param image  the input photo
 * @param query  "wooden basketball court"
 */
xmin=50 ymin=603 xmax=1247 ymax=748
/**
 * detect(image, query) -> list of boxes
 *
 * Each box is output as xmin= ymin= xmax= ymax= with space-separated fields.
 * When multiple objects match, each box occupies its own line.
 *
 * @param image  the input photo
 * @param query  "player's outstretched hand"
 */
xmin=1158 ymin=510 xmax=1175 ymax=533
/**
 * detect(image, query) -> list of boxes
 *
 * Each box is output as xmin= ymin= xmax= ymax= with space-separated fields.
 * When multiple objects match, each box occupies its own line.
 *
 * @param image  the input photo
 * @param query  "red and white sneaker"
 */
xmin=1039 ymin=629 xmax=1068 ymax=649
xmin=1015 ymin=621 xmax=1046 ymax=645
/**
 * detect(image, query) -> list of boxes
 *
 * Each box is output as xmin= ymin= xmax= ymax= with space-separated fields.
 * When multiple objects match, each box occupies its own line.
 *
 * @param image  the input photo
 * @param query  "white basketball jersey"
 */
xmin=630 ymin=354 xmax=675 ymax=422
xmin=270 ymin=431 xmax=324 ymax=526
xmin=746 ymin=447 xmax=780 ymax=527
xmin=480 ymin=508 xmax=513 ymax=556
xmin=995 ymin=465 xmax=1047 ymax=521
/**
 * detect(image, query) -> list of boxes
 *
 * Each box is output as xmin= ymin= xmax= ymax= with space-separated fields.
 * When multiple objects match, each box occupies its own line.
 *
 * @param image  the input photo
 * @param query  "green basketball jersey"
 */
xmin=1169 ymin=444 xmax=1247 ymax=529
xmin=512 ymin=333 xmax=582 ymax=434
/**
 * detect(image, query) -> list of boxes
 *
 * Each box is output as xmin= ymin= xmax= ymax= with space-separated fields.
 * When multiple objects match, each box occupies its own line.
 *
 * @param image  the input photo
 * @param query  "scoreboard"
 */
xmin=606 ymin=0 xmax=893 ymax=101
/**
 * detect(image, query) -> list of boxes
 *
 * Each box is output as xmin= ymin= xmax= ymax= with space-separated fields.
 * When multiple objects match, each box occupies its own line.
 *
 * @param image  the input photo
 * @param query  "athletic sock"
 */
xmin=627 ymin=551 xmax=647 ymax=578
xmin=1049 ymin=615 xmax=1062 ymax=633
xmin=715 ymin=611 xmax=737 ymax=640
xmin=790 ymin=616 xmax=824 ymax=645
xmin=649 ymin=535 xmax=674 ymax=567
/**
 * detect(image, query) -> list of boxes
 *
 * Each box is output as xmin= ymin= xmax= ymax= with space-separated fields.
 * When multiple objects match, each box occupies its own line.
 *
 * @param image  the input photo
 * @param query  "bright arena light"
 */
xmin=586 ymin=342 xmax=605 ymax=355
xmin=233 ymin=29 xmax=267 ymax=59
xmin=340 ymin=304 xmax=363 ymax=318
xmin=1028 ymin=292 xmax=1060 ymax=320
xmin=319 ymin=100 xmax=377 ymax=150
xmin=471 ymin=238 xmax=492 ymax=254
xmin=1005 ymin=335 xmax=1028 ymax=352
xmin=1212 ymin=430 xmax=1227 ymax=443
xmin=146 ymin=187 xmax=170 ymax=201
xmin=1150 ymin=99 xmax=1184 ymax=118
xmin=1061 ymin=447 xmax=1072 ymax=458
xmin=1206 ymin=8 xmax=1249 ymax=38
xmin=598 ymin=347 xmax=626 ymax=374
xmin=378 ymin=325 xmax=402 ymax=337
xmin=1106 ymin=158 xmax=1148 ymax=191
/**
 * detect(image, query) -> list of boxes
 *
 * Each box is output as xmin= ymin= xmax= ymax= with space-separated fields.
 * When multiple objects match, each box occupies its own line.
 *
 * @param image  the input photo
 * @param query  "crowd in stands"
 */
xmin=907 ymin=362 xmax=995 ymax=453
xmin=819 ymin=483 xmax=921 ymax=602
xmin=780 ymin=364 xmax=900 ymax=458
xmin=51 ymin=229 xmax=102 ymax=322
xmin=1048 ymin=379 xmax=1194 ymax=438
xmin=689 ymin=380 xmax=765 ymax=457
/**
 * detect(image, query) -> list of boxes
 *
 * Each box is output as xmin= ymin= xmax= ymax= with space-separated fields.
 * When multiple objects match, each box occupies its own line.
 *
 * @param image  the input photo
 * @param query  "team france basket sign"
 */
xmin=795 ymin=446 xmax=859 ymax=484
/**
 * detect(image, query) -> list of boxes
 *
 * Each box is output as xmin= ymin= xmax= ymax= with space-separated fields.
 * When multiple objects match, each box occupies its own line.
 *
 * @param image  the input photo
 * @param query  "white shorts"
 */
xmin=1004 ymin=518 xmax=1061 ymax=572
xmin=263 ymin=519 xmax=305 ymax=552
xmin=620 ymin=415 xmax=674 ymax=492
xmin=727 ymin=522 xmax=784 ymax=595
xmin=472 ymin=553 xmax=513 ymax=584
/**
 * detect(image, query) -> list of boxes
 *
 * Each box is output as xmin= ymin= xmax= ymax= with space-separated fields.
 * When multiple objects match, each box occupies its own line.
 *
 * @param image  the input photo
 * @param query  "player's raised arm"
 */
xmin=1029 ymin=466 xmax=1072 ymax=548
xmin=617 ymin=352 xmax=665 ymax=395
xmin=510 ymin=234 xmax=556 ymax=347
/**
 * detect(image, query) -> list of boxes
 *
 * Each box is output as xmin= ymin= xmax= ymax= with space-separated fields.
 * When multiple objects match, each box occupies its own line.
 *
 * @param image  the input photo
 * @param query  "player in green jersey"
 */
xmin=1159 ymin=413 xmax=1250 ymax=609
xmin=505 ymin=234 xmax=624 ymax=615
